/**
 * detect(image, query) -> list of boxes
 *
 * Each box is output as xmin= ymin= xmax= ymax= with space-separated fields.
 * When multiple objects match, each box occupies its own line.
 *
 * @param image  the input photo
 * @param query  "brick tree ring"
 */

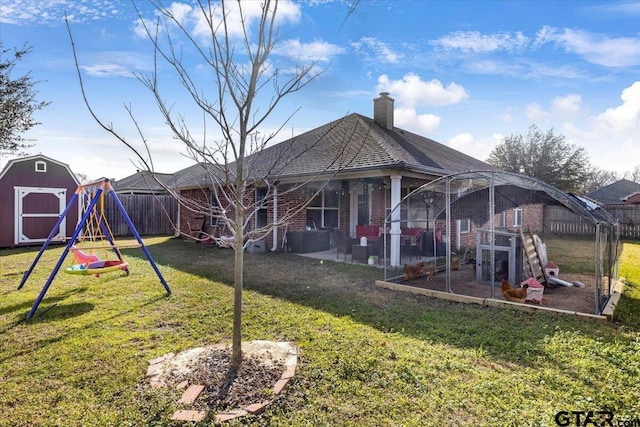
xmin=144 ymin=341 xmax=298 ymax=423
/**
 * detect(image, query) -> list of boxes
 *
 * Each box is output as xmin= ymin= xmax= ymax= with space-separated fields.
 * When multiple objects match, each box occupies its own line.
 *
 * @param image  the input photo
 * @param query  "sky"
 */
xmin=1 ymin=0 xmax=640 ymax=181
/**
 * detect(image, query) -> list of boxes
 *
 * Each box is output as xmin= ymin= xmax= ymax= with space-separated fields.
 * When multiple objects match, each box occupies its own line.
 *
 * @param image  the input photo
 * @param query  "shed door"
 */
xmin=14 ymin=187 xmax=67 ymax=245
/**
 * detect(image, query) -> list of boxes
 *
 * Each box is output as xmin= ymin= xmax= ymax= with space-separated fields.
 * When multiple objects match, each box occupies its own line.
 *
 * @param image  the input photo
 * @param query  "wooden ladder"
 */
xmin=519 ymin=227 xmax=549 ymax=286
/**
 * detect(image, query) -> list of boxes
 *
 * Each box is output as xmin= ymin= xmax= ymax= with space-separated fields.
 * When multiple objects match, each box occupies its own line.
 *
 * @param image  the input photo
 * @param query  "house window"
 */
xmin=35 ymin=161 xmax=46 ymax=173
xmin=210 ymin=191 xmax=219 ymax=227
xmin=513 ymin=207 xmax=523 ymax=227
xmin=459 ymin=218 xmax=470 ymax=233
xmin=255 ymin=188 xmax=268 ymax=229
xmin=499 ymin=212 xmax=507 ymax=228
xmin=307 ymin=190 xmax=339 ymax=229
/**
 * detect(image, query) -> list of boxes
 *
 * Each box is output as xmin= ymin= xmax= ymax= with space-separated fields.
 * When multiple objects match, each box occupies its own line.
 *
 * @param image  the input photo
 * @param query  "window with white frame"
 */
xmin=306 ymin=189 xmax=339 ymax=229
xmin=459 ymin=218 xmax=470 ymax=233
xmin=513 ymin=207 xmax=523 ymax=227
xmin=35 ymin=161 xmax=46 ymax=173
xmin=255 ymin=188 xmax=268 ymax=229
xmin=210 ymin=190 xmax=220 ymax=227
xmin=499 ymin=211 xmax=507 ymax=228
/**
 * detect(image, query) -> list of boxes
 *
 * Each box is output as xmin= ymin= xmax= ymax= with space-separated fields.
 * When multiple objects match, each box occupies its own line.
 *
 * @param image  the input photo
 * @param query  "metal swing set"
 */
xmin=18 ymin=178 xmax=171 ymax=318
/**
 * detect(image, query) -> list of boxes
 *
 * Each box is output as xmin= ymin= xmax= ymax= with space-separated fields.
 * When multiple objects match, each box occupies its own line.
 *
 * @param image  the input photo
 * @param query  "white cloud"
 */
xmin=351 ymin=37 xmax=403 ymax=64
xmin=447 ymin=133 xmax=502 ymax=162
xmin=525 ymin=102 xmax=550 ymax=122
xmin=394 ymin=108 xmax=441 ymax=135
xmin=466 ymin=57 xmax=590 ymax=81
xmin=465 ymin=59 xmax=523 ymax=76
xmin=556 ymin=82 xmax=640 ymax=172
xmin=597 ymin=81 xmax=640 ymax=131
xmin=500 ymin=112 xmax=513 ymax=123
xmin=274 ymin=39 xmax=346 ymax=62
xmin=191 ymin=0 xmax=300 ymax=40
xmin=166 ymin=2 xmax=193 ymax=25
xmin=552 ymin=94 xmax=582 ymax=119
xmin=535 ymin=26 xmax=640 ymax=67
xmin=133 ymin=17 xmax=159 ymax=38
xmin=130 ymin=1 xmax=300 ymax=42
xmin=432 ymin=31 xmax=529 ymax=53
xmin=593 ymin=2 xmax=640 ymax=15
xmin=0 ymin=0 xmax=122 ymax=25
xmin=377 ymin=73 xmax=469 ymax=107
xmin=79 ymin=51 xmax=152 ymax=78
xmin=80 ymin=63 xmax=134 ymax=78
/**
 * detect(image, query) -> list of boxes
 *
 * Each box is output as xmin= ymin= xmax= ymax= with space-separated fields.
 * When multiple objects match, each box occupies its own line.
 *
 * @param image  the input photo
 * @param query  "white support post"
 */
xmin=390 ymin=175 xmax=402 ymax=267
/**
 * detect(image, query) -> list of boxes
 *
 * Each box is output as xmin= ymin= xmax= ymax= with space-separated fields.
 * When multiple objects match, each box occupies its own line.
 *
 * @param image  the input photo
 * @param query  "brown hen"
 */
xmin=501 ymin=278 xmax=529 ymax=303
xmin=403 ymin=262 xmax=425 ymax=280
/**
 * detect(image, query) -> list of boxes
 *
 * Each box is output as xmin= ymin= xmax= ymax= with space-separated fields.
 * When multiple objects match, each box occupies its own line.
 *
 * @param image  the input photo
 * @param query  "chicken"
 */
xmin=501 ymin=278 xmax=529 ymax=303
xmin=422 ymin=262 xmax=435 ymax=281
xmin=403 ymin=262 xmax=424 ymax=281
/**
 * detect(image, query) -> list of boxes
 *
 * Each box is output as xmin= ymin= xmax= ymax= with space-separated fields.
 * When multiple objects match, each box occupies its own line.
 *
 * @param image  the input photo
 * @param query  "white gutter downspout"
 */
xmin=271 ymin=185 xmax=278 ymax=251
xmin=176 ymin=201 xmax=181 ymax=237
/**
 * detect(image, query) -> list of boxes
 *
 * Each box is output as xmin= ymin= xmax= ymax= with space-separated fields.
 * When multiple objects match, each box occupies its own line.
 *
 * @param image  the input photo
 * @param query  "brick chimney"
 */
xmin=373 ymin=92 xmax=394 ymax=130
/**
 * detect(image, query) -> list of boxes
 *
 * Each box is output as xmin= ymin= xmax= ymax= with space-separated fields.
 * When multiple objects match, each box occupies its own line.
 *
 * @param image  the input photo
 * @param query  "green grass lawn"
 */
xmin=540 ymin=234 xmax=596 ymax=274
xmin=1 ymin=237 xmax=639 ymax=426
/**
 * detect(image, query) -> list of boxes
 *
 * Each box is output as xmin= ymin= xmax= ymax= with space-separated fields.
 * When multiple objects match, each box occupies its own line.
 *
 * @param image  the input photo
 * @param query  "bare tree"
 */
xmin=623 ymin=165 xmax=640 ymax=184
xmin=580 ymin=164 xmax=640 ymax=194
xmin=582 ymin=167 xmax=620 ymax=194
xmin=68 ymin=0 xmax=362 ymax=370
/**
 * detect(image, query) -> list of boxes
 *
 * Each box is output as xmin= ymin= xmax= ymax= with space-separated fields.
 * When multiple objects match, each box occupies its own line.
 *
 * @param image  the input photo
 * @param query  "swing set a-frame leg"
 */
xmin=18 ymin=192 xmax=79 ymax=291
xmin=109 ymin=189 xmax=172 ymax=296
xmin=25 ymin=189 xmax=103 ymax=318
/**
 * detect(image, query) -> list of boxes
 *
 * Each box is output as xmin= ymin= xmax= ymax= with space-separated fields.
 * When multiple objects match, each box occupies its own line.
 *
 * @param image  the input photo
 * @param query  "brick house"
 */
xmin=169 ymin=93 xmax=549 ymax=266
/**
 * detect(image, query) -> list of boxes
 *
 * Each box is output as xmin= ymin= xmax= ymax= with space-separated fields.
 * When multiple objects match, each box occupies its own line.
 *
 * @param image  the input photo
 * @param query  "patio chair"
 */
xmin=332 ymin=230 xmax=355 ymax=261
xmin=187 ymin=215 xmax=206 ymax=241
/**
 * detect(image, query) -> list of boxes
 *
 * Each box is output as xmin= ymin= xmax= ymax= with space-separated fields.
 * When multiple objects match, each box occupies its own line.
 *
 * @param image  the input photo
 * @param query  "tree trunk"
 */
xmin=231 ymin=207 xmax=244 ymax=371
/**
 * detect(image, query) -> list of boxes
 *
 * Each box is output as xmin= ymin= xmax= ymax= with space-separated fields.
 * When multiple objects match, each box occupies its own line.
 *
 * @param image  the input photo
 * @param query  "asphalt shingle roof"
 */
xmin=170 ymin=113 xmax=493 ymax=188
xmin=113 ymin=171 xmax=174 ymax=193
xmin=586 ymin=179 xmax=640 ymax=205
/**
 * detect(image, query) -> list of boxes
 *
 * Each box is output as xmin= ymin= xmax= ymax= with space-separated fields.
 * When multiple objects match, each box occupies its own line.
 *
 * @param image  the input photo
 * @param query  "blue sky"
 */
xmin=1 ymin=0 xmax=640 ymax=181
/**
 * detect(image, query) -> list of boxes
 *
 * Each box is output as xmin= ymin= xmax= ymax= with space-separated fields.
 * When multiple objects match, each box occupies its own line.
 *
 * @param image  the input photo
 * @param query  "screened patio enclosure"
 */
xmin=382 ymin=171 xmax=620 ymax=315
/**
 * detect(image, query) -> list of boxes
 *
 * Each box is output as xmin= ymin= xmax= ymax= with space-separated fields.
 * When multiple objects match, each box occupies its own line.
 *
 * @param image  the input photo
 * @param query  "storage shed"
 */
xmin=0 ymin=155 xmax=80 ymax=247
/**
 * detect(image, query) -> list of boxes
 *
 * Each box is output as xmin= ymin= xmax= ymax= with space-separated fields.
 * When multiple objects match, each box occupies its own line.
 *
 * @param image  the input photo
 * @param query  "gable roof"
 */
xmin=112 ymin=170 xmax=174 ymax=194
xmin=0 ymin=154 xmax=79 ymax=182
xmin=586 ymin=179 xmax=640 ymax=205
xmin=170 ymin=113 xmax=493 ymax=188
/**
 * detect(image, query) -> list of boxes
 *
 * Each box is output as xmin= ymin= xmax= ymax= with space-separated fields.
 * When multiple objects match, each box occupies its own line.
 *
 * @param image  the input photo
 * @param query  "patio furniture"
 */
xmin=332 ymin=230 xmax=357 ymax=261
xmin=355 ymin=225 xmax=381 ymax=241
xmin=352 ymin=243 xmax=375 ymax=264
xmin=187 ymin=215 xmax=206 ymax=241
xmin=400 ymin=227 xmax=422 ymax=261
xmin=421 ymin=230 xmax=435 ymax=257
xmin=287 ymin=230 xmax=331 ymax=253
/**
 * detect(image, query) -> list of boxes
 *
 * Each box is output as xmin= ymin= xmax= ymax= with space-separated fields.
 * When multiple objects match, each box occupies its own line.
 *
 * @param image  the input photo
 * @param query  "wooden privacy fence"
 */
xmin=104 ymin=194 xmax=178 ymax=237
xmin=607 ymin=205 xmax=640 ymax=240
xmin=544 ymin=205 xmax=640 ymax=240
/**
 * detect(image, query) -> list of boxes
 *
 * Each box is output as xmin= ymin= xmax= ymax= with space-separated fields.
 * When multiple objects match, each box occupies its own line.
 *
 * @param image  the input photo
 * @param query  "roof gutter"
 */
xmin=260 ymin=161 xmax=456 ymax=185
